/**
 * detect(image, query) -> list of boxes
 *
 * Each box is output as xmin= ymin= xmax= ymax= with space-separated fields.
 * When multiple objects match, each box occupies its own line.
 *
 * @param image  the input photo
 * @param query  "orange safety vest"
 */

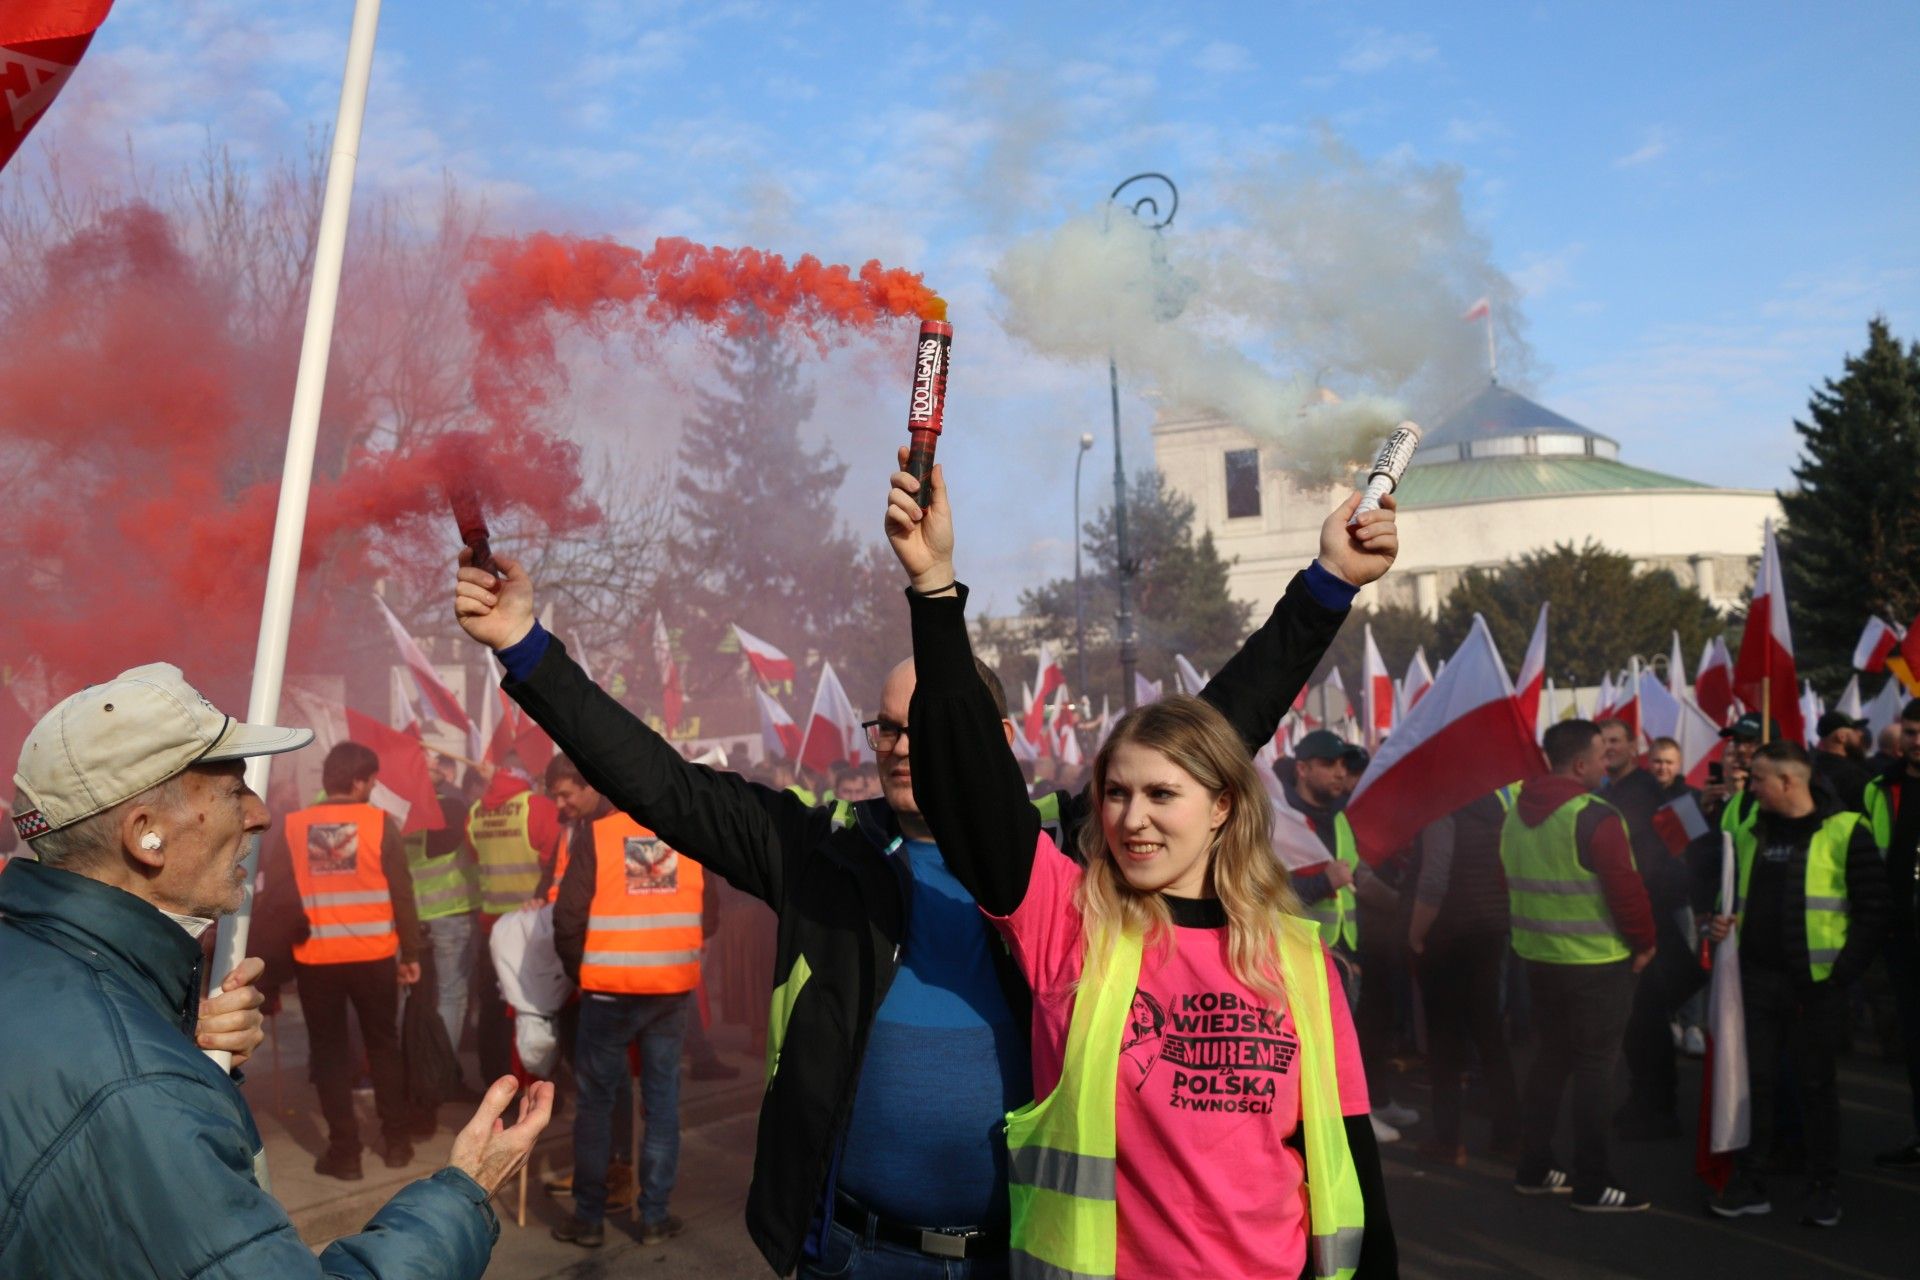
xmin=545 ymin=828 xmax=571 ymax=905
xmin=580 ymin=812 xmax=704 ymax=995
xmin=285 ymin=802 xmax=398 ymax=965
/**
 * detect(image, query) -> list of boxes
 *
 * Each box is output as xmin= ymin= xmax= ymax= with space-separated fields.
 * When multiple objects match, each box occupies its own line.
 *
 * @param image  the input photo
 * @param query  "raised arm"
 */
xmin=454 ymin=553 xmax=815 ymax=909
xmin=886 ymin=460 xmax=1039 ymax=916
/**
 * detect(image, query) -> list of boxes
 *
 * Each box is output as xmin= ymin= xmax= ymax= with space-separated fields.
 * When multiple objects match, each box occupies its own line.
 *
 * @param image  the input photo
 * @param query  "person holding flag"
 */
xmin=1703 ymin=741 xmax=1886 ymax=1227
xmin=883 ymin=459 xmax=1396 ymax=1279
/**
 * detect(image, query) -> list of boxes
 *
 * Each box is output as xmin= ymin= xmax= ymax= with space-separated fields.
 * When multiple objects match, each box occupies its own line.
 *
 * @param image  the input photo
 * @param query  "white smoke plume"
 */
xmin=989 ymin=134 xmax=1532 ymax=482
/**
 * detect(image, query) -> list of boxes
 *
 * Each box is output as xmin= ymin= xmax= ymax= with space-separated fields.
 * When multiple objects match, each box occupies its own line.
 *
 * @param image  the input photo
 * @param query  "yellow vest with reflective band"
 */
xmin=1730 ymin=810 xmax=1858 ymax=982
xmin=1863 ymin=777 xmax=1895 ymax=853
xmin=1499 ymin=793 xmax=1632 ymax=965
xmin=468 ymin=792 xmax=545 ymax=915
xmin=580 ymin=812 xmax=705 ymax=995
xmin=1005 ymin=915 xmax=1364 ymax=1280
xmin=1298 ymin=813 xmax=1358 ymax=952
xmin=404 ymin=827 xmax=478 ymax=921
xmin=286 ymin=803 xmax=398 ymax=966
xmin=1720 ymin=790 xmax=1760 ymax=843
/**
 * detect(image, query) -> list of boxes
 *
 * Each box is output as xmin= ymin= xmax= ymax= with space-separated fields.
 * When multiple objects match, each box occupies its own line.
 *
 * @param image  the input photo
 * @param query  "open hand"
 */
xmin=885 ymin=449 xmax=955 ymax=593
xmin=454 ymin=549 xmax=537 ymax=652
xmin=198 ymin=956 xmax=267 ymax=1067
xmin=1319 ymin=492 xmax=1398 ymax=588
xmin=448 ymin=1075 xmax=555 ymax=1195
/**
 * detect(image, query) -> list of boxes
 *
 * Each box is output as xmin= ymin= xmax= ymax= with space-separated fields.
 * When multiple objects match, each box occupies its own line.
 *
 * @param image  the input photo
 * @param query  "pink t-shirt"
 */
xmin=995 ymin=838 xmax=1370 ymax=1280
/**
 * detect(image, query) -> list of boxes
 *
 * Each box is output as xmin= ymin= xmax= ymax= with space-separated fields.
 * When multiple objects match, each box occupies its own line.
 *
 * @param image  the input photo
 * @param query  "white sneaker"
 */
xmin=1669 ymin=1022 xmax=1684 ymax=1048
xmin=1370 ymin=1113 xmax=1401 ymax=1144
xmin=1682 ymin=1027 xmax=1706 ymax=1058
xmin=1376 ymin=1102 xmax=1420 ymax=1128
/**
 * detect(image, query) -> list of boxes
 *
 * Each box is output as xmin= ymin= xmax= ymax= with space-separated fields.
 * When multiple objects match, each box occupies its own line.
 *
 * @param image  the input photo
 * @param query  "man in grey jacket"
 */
xmin=0 ymin=663 xmax=553 ymax=1278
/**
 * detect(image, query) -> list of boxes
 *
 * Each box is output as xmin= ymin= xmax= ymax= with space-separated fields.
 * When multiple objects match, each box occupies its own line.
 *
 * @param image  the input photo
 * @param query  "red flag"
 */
xmin=798 ymin=662 xmax=862 ymax=775
xmin=1732 ymin=522 xmax=1801 ymax=742
xmin=732 ymin=624 xmax=796 ymax=685
xmin=755 ymin=686 xmax=801 ymax=762
xmin=1514 ymin=603 xmax=1548 ymax=731
xmin=653 ymin=611 xmax=683 ymax=734
xmin=1899 ymin=609 xmax=1920 ymax=679
xmin=342 ymin=709 xmax=446 ymax=835
xmin=1696 ymin=636 xmax=1734 ymax=725
xmin=1461 ymin=297 xmax=1491 ymax=321
xmin=0 ymin=1 xmax=113 ymax=174
xmin=1361 ymin=624 xmax=1392 ymax=749
xmin=1025 ymin=643 xmax=1066 ymax=746
xmin=1345 ymin=615 xmax=1546 ymax=862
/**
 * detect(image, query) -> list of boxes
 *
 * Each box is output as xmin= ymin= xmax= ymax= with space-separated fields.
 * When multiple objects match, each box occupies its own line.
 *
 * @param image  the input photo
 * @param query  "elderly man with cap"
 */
xmin=0 ymin=663 xmax=553 ymax=1279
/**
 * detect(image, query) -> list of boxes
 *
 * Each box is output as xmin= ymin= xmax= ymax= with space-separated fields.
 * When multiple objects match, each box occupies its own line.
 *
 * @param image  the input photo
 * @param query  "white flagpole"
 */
xmin=209 ymin=0 xmax=385 ymax=1060
xmin=1485 ymin=308 xmax=1497 ymax=381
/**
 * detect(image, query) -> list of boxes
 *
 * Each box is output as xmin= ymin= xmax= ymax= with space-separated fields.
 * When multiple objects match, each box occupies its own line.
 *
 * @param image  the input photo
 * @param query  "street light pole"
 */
xmin=1073 ymin=432 xmax=1095 ymax=695
xmin=1107 ymin=173 xmax=1178 ymax=710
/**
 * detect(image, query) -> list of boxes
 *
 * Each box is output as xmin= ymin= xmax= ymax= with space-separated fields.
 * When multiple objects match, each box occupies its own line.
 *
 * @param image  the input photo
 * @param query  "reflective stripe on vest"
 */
xmin=1732 ymin=810 xmax=1858 ymax=982
xmin=404 ymin=829 xmax=478 ymax=921
xmin=1299 ymin=814 xmax=1358 ymax=952
xmin=765 ymin=952 xmax=813 ymax=1084
xmin=1005 ymin=915 xmax=1364 ymax=1280
xmin=467 ymin=792 xmax=545 ymax=914
xmin=1499 ymin=793 xmax=1631 ymax=965
xmin=579 ymin=812 xmax=704 ymax=995
xmin=286 ymin=803 xmax=397 ymax=965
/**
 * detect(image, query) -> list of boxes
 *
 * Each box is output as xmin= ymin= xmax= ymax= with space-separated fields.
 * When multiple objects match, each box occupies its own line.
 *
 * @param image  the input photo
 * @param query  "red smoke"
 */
xmin=0 ymin=202 xmax=941 ymax=716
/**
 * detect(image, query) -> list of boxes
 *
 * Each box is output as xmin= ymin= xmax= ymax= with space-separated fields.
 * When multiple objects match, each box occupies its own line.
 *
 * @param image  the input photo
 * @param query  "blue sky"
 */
xmin=37 ymin=0 xmax=1920 ymax=608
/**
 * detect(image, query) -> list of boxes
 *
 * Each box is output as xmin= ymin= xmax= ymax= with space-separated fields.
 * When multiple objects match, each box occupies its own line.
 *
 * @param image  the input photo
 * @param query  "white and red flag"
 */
xmin=1897 ymin=608 xmax=1920 ymax=682
xmin=1361 ymin=624 xmax=1393 ymax=748
xmin=1593 ymin=672 xmax=1617 ymax=721
xmin=286 ymin=688 xmax=445 ymax=835
xmin=1403 ymin=646 xmax=1434 ymax=711
xmin=798 ymin=662 xmax=862 ymax=775
xmin=1696 ymin=636 xmax=1735 ymax=726
xmin=1345 ymin=615 xmax=1547 ymax=862
xmin=1696 ymin=834 xmax=1749 ymax=1191
xmin=1837 ymin=674 xmax=1863 ymax=722
xmin=1174 ymin=654 xmax=1207 ymax=698
xmin=479 ymin=660 xmax=553 ymax=777
xmin=374 ymin=594 xmax=476 ymax=740
xmin=1 ymin=1 xmax=114 ymax=174
xmin=1462 ymin=297 xmax=1491 ymax=321
xmin=1851 ymin=617 xmax=1902 ymax=674
xmin=1732 ymin=521 xmax=1802 ymax=743
xmin=1025 ymin=643 xmax=1067 ymax=747
xmin=1514 ymin=603 xmax=1548 ymax=732
xmin=1611 ymin=669 xmax=1640 ymax=740
xmin=653 ymin=611 xmax=683 ymax=734
xmin=755 ymin=687 xmax=801 ymax=762
xmin=732 ymin=624 xmax=796 ymax=686
xmin=1667 ymin=631 xmax=1688 ymax=700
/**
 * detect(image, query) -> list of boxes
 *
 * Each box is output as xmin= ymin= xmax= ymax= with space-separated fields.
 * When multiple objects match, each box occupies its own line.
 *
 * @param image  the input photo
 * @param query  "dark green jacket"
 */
xmin=0 ymin=859 xmax=497 ymax=1278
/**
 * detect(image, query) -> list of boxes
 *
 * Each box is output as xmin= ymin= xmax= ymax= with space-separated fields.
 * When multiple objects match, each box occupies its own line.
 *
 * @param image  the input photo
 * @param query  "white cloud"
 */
xmin=1338 ymin=28 xmax=1438 ymax=74
xmin=1443 ymin=114 xmax=1506 ymax=145
xmin=1511 ymin=244 xmax=1585 ymax=299
xmin=1613 ymin=125 xmax=1672 ymax=169
xmin=1191 ymin=41 xmax=1255 ymax=76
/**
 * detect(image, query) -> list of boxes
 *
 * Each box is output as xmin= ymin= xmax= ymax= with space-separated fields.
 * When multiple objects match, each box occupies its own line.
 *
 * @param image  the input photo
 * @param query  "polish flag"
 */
xmin=1345 ymin=615 xmax=1547 ymax=861
xmin=374 ymin=594 xmax=474 ymax=736
xmin=1696 ymin=637 xmax=1735 ymax=726
xmin=733 ymin=624 xmax=796 ymax=686
xmin=1667 ymin=631 xmax=1688 ymax=700
xmin=1174 ymin=654 xmax=1207 ymax=697
xmin=1611 ymin=670 xmax=1640 ymax=740
xmin=1462 ymin=297 xmax=1491 ymax=322
xmin=1261 ymin=773 xmax=1339 ymax=872
xmin=1361 ymin=625 xmax=1393 ymax=748
xmin=653 ymin=611 xmax=683 ymax=734
xmin=1837 ymin=674 xmax=1863 ymax=722
xmin=1403 ymin=646 xmax=1434 ymax=711
xmin=1697 ymin=835 xmax=1749 ymax=1191
xmin=1732 ymin=522 xmax=1802 ymax=743
xmin=478 ymin=664 xmax=554 ymax=778
xmin=755 ymin=687 xmax=801 ymax=762
xmin=0 ymin=1 xmax=115 ymax=174
xmin=1851 ymin=617 xmax=1902 ymax=674
xmin=285 ymin=688 xmax=445 ymax=834
xmin=1514 ymin=604 xmax=1548 ymax=731
xmin=799 ymin=662 xmax=862 ymax=774
xmin=1638 ymin=671 xmax=1724 ymax=786
xmin=1025 ymin=644 xmax=1067 ymax=746
xmin=1593 ymin=672 xmax=1617 ymax=720
xmin=1799 ymin=681 xmax=1822 ymax=749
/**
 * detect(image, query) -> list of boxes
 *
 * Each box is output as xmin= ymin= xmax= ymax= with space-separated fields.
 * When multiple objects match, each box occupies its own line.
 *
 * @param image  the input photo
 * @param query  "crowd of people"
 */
xmin=3 ymin=442 xmax=1917 ymax=1278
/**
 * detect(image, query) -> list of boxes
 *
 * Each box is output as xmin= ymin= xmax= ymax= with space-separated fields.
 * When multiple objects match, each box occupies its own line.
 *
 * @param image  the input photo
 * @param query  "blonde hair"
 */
xmin=1074 ymin=695 xmax=1303 ymax=1007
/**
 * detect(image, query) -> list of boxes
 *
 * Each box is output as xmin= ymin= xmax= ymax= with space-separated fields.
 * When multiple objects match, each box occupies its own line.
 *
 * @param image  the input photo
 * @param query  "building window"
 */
xmin=1224 ymin=449 xmax=1261 ymax=519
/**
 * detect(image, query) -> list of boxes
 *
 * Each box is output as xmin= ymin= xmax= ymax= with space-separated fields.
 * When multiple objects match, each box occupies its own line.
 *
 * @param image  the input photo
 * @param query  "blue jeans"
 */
xmin=574 ymin=990 xmax=688 ymax=1223
xmin=799 ymin=1218 xmax=1009 ymax=1280
xmin=421 ymin=913 xmax=477 ymax=1053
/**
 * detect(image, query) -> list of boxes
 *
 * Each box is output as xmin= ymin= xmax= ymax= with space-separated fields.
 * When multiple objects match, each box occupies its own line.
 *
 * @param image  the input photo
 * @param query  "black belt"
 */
xmin=833 ymin=1193 xmax=1005 ymax=1260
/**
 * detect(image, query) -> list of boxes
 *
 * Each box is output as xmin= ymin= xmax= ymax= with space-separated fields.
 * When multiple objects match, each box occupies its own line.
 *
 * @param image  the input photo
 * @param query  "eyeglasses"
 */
xmin=861 ymin=718 xmax=907 ymax=752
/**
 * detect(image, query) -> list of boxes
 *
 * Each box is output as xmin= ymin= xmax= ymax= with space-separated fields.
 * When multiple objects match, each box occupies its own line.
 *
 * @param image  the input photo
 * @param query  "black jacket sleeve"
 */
xmin=1058 ymin=570 xmax=1348 ymax=851
xmin=381 ymin=815 xmax=422 ymax=962
xmin=1830 ymin=820 xmax=1888 ymax=987
xmin=552 ymin=829 xmax=596 ymax=986
xmin=505 ymin=637 xmax=816 ymax=911
xmin=908 ymin=585 xmax=1041 ymax=916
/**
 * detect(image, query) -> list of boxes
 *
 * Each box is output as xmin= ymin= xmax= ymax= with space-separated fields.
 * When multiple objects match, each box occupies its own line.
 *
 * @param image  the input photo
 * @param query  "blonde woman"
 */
xmin=885 ymin=464 xmax=1397 ymax=1280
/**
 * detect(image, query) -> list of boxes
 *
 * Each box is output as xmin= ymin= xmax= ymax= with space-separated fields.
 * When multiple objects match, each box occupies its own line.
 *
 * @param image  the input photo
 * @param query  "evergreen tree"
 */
xmin=1778 ymin=317 xmax=1920 ymax=689
xmin=1020 ymin=469 xmax=1254 ymax=705
xmin=1433 ymin=541 xmax=1724 ymax=686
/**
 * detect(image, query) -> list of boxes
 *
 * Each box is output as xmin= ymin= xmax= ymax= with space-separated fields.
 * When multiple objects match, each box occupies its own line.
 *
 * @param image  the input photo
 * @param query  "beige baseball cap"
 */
xmin=12 ymin=663 xmax=313 ymax=841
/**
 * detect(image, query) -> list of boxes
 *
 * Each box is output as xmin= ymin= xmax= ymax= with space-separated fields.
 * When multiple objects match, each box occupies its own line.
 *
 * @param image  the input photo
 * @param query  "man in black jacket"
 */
xmin=452 ymin=490 xmax=1397 ymax=1276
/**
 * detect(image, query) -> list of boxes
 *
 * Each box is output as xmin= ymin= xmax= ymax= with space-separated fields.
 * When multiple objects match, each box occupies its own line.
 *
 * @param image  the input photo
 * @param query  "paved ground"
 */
xmin=251 ymin=997 xmax=1919 ymax=1278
